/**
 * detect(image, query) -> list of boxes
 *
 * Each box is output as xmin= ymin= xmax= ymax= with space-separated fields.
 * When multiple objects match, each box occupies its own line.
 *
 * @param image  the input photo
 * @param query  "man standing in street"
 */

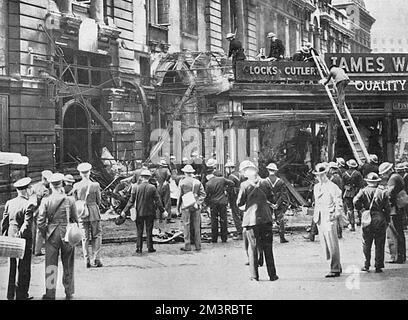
xmin=204 ymin=163 xmax=235 ymax=243
xmin=73 ymin=162 xmax=103 ymax=268
xmin=265 ymin=163 xmax=289 ymax=243
xmin=177 ymin=165 xmax=206 ymax=252
xmin=267 ymin=32 xmax=285 ymax=60
xmin=1 ymin=177 xmax=37 ymax=300
xmin=38 ymin=173 xmax=78 ymax=300
xmin=342 ymin=159 xmax=364 ymax=231
xmin=379 ymin=162 xmax=406 ymax=264
xmin=154 ymin=159 xmax=173 ymax=223
xmin=237 ymin=160 xmax=278 ymax=282
xmin=328 ymin=162 xmax=345 ymax=239
xmin=32 ymin=170 xmax=52 ymax=256
xmin=354 ymin=172 xmax=390 ymax=273
xmin=321 ymin=65 xmax=350 ymax=115
xmin=225 ymin=161 xmax=244 ymax=240
xmin=227 ymin=32 xmax=246 ymax=79
xmin=313 ymin=163 xmax=343 ymax=278
xmin=121 ymin=170 xmax=167 ymax=254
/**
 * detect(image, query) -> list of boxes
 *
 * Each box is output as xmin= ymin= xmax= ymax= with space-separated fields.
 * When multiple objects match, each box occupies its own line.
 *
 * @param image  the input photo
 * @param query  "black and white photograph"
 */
xmin=0 ymin=0 xmax=407 ymax=306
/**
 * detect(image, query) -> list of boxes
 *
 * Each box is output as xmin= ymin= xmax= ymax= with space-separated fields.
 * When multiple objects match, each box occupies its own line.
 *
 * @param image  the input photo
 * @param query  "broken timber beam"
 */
xmin=83 ymin=100 xmax=114 ymax=136
xmin=280 ymin=174 xmax=308 ymax=207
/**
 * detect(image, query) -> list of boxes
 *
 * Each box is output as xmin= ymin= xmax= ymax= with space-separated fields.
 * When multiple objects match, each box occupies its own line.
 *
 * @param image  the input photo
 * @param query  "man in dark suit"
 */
xmin=237 ymin=160 xmax=279 ymax=282
xmin=265 ymin=163 xmax=289 ymax=243
xmin=267 ymin=32 xmax=285 ymax=60
xmin=154 ymin=159 xmax=172 ymax=223
xmin=342 ymin=159 xmax=364 ymax=231
xmin=1 ymin=177 xmax=37 ymax=300
xmin=225 ymin=161 xmax=244 ymax=240
xmin=204 ymin=165 xmax=235 ymax=243
xmin=227 ymin=32 xmax=246 ymax=79
xmin=121 ymin=170 xmax=168 ymax=254
xmin=38 ymin=173 xmax=78 ymax=300
xmin=381 ymin=162 xmax=406 ymax=264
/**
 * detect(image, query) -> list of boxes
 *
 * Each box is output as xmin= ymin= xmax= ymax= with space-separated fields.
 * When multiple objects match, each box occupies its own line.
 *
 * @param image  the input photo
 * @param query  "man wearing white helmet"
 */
xmin=379 ymin=162 xmax=406 ymax=264
xmin=225 ymin=161 xmax=244 ymax=240
xmin=38 ymin=173 xmax=78 ymax=300
xmin=267 ymin=32 xmax=285 ymax=60
xmin=237 ymin=160 xmax=279 ymax=282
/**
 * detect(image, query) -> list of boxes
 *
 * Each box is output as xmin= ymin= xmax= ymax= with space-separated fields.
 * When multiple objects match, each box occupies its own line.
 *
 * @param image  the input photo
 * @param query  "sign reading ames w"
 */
xmin=235 ymin=61 xmax=319 ymax=82
xmin=325 ymin=54 xmax=408 ymax=74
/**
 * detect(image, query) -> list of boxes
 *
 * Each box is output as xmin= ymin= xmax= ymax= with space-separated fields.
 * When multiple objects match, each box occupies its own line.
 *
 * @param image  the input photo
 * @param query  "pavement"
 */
xmin=1 ymin=227 xmax=408 ymax=300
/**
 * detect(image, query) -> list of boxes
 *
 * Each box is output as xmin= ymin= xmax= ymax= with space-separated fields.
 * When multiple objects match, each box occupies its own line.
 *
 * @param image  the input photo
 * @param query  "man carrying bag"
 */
xmin=354 ymin=172 xmax=390 ymax=273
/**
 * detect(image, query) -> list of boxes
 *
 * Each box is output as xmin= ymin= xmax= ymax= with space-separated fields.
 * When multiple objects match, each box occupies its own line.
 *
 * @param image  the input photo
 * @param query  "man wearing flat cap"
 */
xmin=225 ymin=161 xmax=244 ymax=240
xmin=122 ymin=169 xmax=168 ymax=254
xmin=177 ymin=165 xmax=206 ymax=251
xmin=1 ymin=177 xmax=37 ymax=300
xmin=72 ymin=162 xmax=103 ymax=268
xmin=63 ymin=174 xmax=75 ymax=196
xmin=313 ymin=163 xmax=343 ymax=278
xmin=342 ymin=159 xmax=364 ymax=231
xmin=267 ymin=32 xmax=285 ymax=60
xmin=380 ymin=162 xmax=406 ymax=264
xmin=38 ymin=173 xmax=78 ymax=300
xmin=354 ymin=172 xmax=390 ymax=273
xmin=32 ymin=170 xmax=52 ymax=256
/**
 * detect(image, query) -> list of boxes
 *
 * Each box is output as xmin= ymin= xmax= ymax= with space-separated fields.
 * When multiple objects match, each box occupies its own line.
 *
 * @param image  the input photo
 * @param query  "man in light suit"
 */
xmin=38 ymin=173 xmax=78 ymax=300
xmin=313 ymin=163 xmax=344 ymax=278
xmin=73 ymin=162 xmax=103 ymax=268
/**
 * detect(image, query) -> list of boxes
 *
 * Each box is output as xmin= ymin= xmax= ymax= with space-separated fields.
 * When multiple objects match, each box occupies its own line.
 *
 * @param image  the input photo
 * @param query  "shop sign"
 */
xmin=235 ymin=61 xmax=319 ymax=82
xmin=393 ymin=102 xmax=408 ymax=110
xmin=353 ymin=79 xmax=407 ymax=92
xmin=325 ymin=53 xmax=408 ymax=74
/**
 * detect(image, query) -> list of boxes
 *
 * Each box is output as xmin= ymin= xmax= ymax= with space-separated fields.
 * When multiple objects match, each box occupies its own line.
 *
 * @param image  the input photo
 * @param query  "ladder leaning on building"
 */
xmin=311 ymin=51 xmax=370 ymax=166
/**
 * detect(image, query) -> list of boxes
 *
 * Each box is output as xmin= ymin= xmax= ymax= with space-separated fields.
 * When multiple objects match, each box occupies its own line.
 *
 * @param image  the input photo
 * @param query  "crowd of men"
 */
xmin=1 ymin=152 xmax=408 ymax=298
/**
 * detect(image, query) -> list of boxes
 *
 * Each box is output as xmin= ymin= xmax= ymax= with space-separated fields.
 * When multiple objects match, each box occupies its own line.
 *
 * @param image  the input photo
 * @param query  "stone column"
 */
xmin=90 ymin=0 xmax=105 ymax=24
xmin=272 ymin=12 xmax=278 ymax=35
xmin=284 ymin=18 xmax=290 ymax=57
xmin=296 ymin=23 xmax=300 ymax=51
xmin=314 ymin=27 xmax=321 ymax=53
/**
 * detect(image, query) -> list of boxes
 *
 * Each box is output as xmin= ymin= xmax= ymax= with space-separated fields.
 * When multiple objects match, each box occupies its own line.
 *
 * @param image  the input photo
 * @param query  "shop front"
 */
xmin=213 ymin=53 xmax=408 ymax=199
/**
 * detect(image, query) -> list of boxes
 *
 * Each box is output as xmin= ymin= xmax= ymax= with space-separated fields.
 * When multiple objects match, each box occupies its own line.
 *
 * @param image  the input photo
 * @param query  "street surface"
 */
xmin=1 ymin=229 xmax=407 ymax=300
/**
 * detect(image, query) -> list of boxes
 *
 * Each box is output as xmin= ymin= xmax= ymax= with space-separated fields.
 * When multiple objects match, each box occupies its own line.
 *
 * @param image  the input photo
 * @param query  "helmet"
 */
xmin=239 ymin=160 xmax=257 ymax=172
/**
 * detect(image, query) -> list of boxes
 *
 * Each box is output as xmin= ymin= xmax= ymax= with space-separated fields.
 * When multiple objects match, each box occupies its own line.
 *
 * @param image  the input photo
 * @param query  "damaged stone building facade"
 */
xmin=3 ymin=0 xmax=407 ymax=203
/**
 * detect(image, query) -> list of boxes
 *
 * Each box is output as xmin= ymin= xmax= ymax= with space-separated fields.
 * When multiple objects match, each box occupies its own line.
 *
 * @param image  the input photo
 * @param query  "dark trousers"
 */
xmin=274 ymin=209 xmax=286 ymax=239
xmin=362 ymin=224 xmax=386 ymax=269
xmin=159 ymin=184 xmax=171 ymax=220
xmin=7 ymin=238 xmax=32 ymax=300
xmin=344 ymin=197 xmax=356 ymax=227
xmin=210 ymin=203 xmax=228 ymax=242
xmin=245 ymin=224 xmax=277 ymax=280
xmin=229 ymin=195 xmax=243 ymax=235
xmin=388 ymin=214 xmax=406 ymax=262
xmin=136 ymin=216 xmax=155 ymax=251
xmin=44 ymin=229 xmax=75 ymax=299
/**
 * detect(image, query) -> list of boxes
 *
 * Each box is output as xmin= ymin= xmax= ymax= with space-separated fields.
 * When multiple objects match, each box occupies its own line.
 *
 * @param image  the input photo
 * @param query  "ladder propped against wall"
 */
xmin=311 ymin=51 xmax=370 ymax=166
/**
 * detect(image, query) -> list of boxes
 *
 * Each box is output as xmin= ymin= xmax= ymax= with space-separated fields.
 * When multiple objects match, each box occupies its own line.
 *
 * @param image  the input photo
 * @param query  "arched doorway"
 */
xmin=62 ymin=102 xmax=91 ymax=163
